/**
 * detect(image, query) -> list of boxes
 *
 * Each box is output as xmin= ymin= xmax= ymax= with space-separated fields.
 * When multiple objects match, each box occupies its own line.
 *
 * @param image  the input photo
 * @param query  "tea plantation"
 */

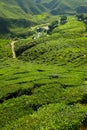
xmin=0 ymin=16 xmax=87 ymax=130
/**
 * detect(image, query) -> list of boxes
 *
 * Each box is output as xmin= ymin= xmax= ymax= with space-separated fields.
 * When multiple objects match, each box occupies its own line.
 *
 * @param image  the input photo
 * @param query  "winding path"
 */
xmin=11 ymin=41 xmax=17 ymax=58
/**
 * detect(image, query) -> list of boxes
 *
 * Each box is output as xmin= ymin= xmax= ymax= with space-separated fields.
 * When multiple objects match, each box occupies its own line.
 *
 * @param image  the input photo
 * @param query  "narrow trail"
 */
xmin=80 ymin=126 xmax=87 ymax=130
xmin=11 ymin=41 xmax=17 ymax=58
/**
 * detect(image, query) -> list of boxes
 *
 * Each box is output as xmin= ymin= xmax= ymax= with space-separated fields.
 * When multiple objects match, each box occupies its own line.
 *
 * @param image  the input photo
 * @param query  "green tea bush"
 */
xmin=3 ymin=103 xmax=87 ymax=130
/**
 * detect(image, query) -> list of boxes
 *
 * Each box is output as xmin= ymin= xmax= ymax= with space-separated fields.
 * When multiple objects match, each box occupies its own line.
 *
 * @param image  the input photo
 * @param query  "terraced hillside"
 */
xmin=15 ymin=17 xmax=87 ymax=66
xmin=0 ymin=16 xmax=87 ymax=129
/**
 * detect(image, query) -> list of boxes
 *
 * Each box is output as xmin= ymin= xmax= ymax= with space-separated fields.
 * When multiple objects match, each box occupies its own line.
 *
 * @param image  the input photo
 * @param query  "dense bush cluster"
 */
xmin=0 ymin=16 xmax=87 ymax=129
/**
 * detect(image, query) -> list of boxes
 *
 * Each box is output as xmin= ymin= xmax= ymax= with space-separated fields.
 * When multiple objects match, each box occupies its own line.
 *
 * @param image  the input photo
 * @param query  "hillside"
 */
xmin=0 ymin=0 xmax=48 ymax=37
xmin=0 ymin=0 xmax=48 ymax=18
xmin=0 ymin=0 xmax=87 ymax=37
xmin=0 ymin=16 xmax=87 ymax=129
xmin=0 ymin=0 xmax=87 ymax=129
xmin=47 ymin=0 xmax=87 ymax=15
xmin=15 ymin=17 xmax=87 ymax=66
xmin=0 ymin=0 xmax=87 ymax=18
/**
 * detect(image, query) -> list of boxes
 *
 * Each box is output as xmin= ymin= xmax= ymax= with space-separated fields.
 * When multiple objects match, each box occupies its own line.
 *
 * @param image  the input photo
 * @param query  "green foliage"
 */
xmin=0 ymin=0 xmax=87 ymax=20
xmin=0 ymin=17 xmax=10 ymax=34
xmin=0 ymin=17 xmax=36 ymax=38
xmin=76 ymin=14 xmax=85 ymax=21
xmin=0 ymin=96 xmax=34 ymax=128
xmin=0 ymin=57 xmax=87 ymax=129
xmin=0 ymin=16 xmax=87 ymax=129
xmin=0 ymin=0 xmax=87 ymax=37
xmin=0 ymin=39 xmax=12 ymax=58
xmin=49 ymin=0 xmax=87 ymax=15
xmin=47 ymin=20 xmax=58 ymax=34
xmin=15 ymin=17 xmax=87 ymax=66
xmin=0 ymin=0 xmax=48 ymax=18
xmin=76 ymin=14 xmax=87 ymax=33
xmin=60 ymin=16 xmax=67 ymax=24
xmin=2 ymin=103 xmax=87 ymax=130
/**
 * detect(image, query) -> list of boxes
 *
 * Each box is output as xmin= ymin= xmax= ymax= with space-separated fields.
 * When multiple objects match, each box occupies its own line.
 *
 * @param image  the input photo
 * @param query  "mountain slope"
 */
xmin=46 ymin=0 xmax=87 ymax=15
xmin=0 ymin=0 xmax=48 ymax=37
xmin=0 ymin=0 xmax=48 ymax=19
xmin=0 ymin=0 xmax=87 ymax=18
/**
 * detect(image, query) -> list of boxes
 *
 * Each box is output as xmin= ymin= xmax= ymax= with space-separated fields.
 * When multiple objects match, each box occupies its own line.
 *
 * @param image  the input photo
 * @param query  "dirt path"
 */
xmin=80 ymin=126 xmax=87 ymax=130
xmin=11 ymin=41 xmax=17 ymax=58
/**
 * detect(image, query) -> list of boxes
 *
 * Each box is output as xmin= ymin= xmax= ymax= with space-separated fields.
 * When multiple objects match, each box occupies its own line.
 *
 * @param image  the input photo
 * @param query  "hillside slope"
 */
xmin=0 ymin=15 xmax=87 ymax=129
xmin=0 ymin=0 xmax=87 ymax=18
xmin=0 ymin=0 xmax=48 ymax=19
xmin=15 ymin=17 xmax=87 ymax=66
xmin=47 ymin=0 xmax=87 ymax=15
xmin=0 ymin=0 xmax=87 ymax=37
xmin=0 ymin=0 xmax=49 ymax=37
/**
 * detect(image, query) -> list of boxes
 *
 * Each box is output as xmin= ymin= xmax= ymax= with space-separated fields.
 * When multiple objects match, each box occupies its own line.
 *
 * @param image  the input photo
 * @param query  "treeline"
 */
xmin=76 ymin=14 xmax=87 ymax=23
xmin=76 ymin=14 xmax=87 ymax=31
xmin=47 ymin=16 xmax=67 ymax=34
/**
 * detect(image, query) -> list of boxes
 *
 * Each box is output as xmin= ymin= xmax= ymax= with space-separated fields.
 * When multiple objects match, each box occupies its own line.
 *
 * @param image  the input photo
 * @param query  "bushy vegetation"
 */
xmin=2 ymin=103 xmax=87 ymax=130
xmin=0 ymin=17 xmax=36 ymax=38
xmin=0 ymin=39 xmax=12 ymax=58
xmin=0 ymin=58 xmax=87 ymax=129
xmin=0 ymin=15 xmax=87 ymax=129
xmin=1 ymin=0 xmax=87 ymax=38
xmin=60 ymin=16 xmax=67 ymax=24
xmin=15 ymin=17 xmax=87 ymax=66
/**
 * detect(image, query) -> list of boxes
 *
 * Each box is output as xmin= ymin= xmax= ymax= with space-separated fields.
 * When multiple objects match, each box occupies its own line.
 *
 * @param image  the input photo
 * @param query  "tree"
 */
xmin=60 ymin=16 xmax=67 ymax=24
xmin=76 ymin=14 xmax=84 ymax=21
xmin=83 ymin=16 xmax=87 ymax=31
xmin=76 ymin=14 xmax=87 ymax=31
xmin=47 ymin=20 xmax=58 ymax=34
xmin=83 ymin=16 xmax=87 ymax=24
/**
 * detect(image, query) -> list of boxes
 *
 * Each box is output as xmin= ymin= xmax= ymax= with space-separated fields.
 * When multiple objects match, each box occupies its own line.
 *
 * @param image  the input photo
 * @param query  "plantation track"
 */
xmin=80 ymin=126 xmax=87 ymax=130
xmin=11 ymin=41 xmax=17 ymax=58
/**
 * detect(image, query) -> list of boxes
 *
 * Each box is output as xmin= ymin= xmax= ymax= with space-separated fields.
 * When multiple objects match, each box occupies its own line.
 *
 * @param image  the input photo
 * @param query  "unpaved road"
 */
xmin=11 ymin=41 xmax=17 ymax=58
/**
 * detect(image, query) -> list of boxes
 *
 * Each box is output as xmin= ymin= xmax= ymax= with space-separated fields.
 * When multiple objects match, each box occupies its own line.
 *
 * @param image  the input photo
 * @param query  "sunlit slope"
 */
xmin=0 ymin=59 xmax=87 ymax=129
xmin=15 ymin=17 xmax=87 ymax=66
xmin=0 ymin=16 xmax=87 ymax=130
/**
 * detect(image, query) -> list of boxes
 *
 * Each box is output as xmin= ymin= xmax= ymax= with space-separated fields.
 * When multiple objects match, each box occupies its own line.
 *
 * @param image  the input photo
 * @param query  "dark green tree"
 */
xmin=47 ymin=20 xmax=58 ymax=34
xmin=76 ymin=14 xmax=84 ymax=21
xmin=60 ymin=16 xmax=67 ymax=24
xmin=83 ymin=16 xmax=87 ymax=23
xmin=83 ymin=16 xmax=87 ymax=31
